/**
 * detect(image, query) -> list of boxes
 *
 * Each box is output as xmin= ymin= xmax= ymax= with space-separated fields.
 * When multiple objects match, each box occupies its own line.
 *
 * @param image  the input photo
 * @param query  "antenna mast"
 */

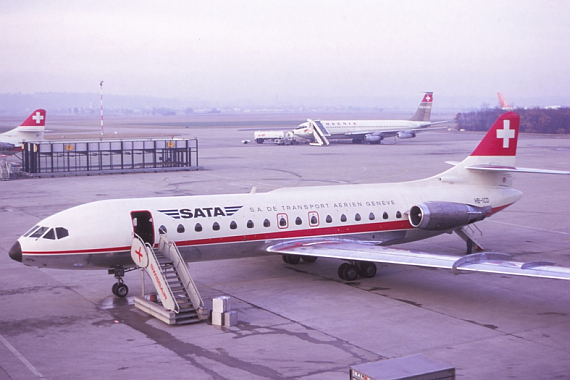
xmin=100 ymin=80 xmax=104 ymax=136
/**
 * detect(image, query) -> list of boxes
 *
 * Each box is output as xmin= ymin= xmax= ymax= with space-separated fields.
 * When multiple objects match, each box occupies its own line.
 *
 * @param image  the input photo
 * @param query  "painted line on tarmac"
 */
xmin=489 ymin=220 xmax=570 ymax=235
xmin=0 ymin=333 xmax=45 ymax=379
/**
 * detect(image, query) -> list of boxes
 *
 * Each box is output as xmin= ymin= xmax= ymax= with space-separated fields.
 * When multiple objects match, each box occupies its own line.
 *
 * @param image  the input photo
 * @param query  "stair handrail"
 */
xmin=158 ymin=235 xmax=206 ymax=318
xmin=134 ymin=234 xmax=180 ymax=313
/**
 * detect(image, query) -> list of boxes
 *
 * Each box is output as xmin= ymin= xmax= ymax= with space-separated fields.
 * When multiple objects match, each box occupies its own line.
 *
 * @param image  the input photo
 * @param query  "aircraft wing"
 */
xmin=267 ymin=238 xmax=570 ymax=280
xmin=344 ymin=125 xmax=449 ymax=138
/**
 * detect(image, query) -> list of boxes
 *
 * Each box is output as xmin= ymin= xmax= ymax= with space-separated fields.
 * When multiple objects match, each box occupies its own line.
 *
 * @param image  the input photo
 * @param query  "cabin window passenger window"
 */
xmin=310 ymin=215 xmax=318 ymax=225
xmin=341 ymin=214 xmax=347 ymax=222
xmin=213 ymin=222 xmax=220 ymax=231
xmin=159 ymin=225 xmax=167 ymax=234
xmin=383 ymin=212 xmax=388 ymax=220
xmin=195 ymin=223 xmax=203 ymax=232
xmin=279 ymin=218 xmax=287 ymax=227
xmin=247 ymin=220 xmax=254 ymax=228
xmin=56 ymin=227 xmax=69 ymax=239
xmin=295 ymin=217 xmax=302 ymax=225
xmin=263 ymin=219 xmax=270 ymax=227
xmin=43 ymin=228 xmax=56 ymax=240
xmin=355 ymin=213 xmax=361 ymax=221
xmin=369 ymin=213 xmax=375 ymax=220
xmin=396 ymin=211 xmax=402 ymax=219
xmin=326 ymin=215 xmax=333 ymax=223
xmin=230 ymin=221 xmax=237 ymax=230
xmin=177 ymin=224 xmax=185 ymax=233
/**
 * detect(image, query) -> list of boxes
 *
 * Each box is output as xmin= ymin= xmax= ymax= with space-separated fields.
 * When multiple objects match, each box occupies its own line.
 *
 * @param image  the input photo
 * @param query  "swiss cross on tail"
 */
xmin=422 ymin=93 xmax=433 ymax=103
xmin=470 ymin=112 xmax=519 ymax=156
xmin=20 ymin=109 xmax=46 ymax=127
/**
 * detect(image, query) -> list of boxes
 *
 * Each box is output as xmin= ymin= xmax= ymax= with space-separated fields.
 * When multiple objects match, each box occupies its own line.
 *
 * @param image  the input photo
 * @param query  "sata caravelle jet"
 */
xmin=292 ymin=92 xmax=447 ymax=144
xmin=0 ymin=109 xmax=46 ymax=155
xmin=9 ymin=112 xmax=570 ymax=297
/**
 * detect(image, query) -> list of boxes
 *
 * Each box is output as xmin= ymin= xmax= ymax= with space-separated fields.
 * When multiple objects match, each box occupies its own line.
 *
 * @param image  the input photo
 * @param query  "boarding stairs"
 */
xmin=132 ymin=234 xmax=208 ymax=325
xmin=308 ymin=119 xmax=330 ymax=146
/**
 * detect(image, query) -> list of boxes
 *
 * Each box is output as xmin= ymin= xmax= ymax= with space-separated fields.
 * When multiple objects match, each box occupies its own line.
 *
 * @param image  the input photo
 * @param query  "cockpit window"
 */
xmin=43 ymin=228 xmax=56 ymax=240
xmin=24 ymin=225 xmax=40 ymax=237
xmin=56 ymin=227 xmax=69 ymax=239
xmin=30 ymin=226 xmax=50 ymax=238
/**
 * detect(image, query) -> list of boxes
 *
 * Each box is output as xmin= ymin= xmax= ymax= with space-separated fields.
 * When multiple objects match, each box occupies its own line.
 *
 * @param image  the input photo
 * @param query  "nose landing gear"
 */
xmin=108 ymin=267 xmax=130 ymax=297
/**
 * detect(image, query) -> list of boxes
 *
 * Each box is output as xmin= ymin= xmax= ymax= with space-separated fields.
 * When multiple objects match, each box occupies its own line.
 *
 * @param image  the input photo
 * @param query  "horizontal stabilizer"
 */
xmin=267 ymin=238 xmax=570 ymax=281
xmin=466 ymin=164 xmax=570 ymax=175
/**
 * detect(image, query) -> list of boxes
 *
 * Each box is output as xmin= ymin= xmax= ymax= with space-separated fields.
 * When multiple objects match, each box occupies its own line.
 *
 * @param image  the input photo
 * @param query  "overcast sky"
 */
xmin=2 ymin=1 xmax=569 ymax=106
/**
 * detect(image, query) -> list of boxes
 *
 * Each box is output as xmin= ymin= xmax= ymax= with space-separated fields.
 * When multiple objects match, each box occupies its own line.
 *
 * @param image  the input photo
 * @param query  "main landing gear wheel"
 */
xmin=359 ymin=262 xmax=377 ymax=278
xmin=338 ymin=263 xmax=359 ymax=281
xmin=337 ymin=261 xmax=377 ymax=281
xmin=282 ymin=254 xmax=301 ymax=265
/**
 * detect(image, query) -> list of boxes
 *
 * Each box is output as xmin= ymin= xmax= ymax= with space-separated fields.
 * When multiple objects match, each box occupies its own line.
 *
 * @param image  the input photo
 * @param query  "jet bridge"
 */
xmin=132 ymin=234 xmax=209 ymax=325
xmin=308 ymin=119 xmax=330 ymax=146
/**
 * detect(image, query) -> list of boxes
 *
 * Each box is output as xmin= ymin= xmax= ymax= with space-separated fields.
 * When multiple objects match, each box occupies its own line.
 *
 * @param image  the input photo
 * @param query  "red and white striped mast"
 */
xmin=100 ymin=80 xmax=104 ymax=136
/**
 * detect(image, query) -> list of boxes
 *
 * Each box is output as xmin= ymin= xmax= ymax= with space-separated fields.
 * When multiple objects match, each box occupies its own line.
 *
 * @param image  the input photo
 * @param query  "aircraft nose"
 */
xmin=9 ymin=241 xmax=22 ymax=262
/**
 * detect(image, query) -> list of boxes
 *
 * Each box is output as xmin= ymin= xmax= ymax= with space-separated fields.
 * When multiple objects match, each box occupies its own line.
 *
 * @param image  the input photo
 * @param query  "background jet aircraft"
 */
xmin=292 ymin=92 xmax=448 ymax=145
xmin=0 ymin=109 xmax=46 ymax=155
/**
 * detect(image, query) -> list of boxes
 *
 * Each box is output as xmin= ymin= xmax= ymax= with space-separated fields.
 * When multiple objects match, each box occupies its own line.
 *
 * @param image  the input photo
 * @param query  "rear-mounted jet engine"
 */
xmin=409 ymin=201 xmax=490 ymax=231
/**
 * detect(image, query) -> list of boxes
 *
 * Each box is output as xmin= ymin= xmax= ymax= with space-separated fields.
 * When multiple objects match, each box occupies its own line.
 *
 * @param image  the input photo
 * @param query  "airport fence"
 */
xmin=21 ymin=138 xmax=199 ymax=177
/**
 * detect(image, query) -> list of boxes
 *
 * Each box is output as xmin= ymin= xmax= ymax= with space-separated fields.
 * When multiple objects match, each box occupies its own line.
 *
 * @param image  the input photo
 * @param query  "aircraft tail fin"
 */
xmin=469 ymin=111 xmax=519 ymax=160
xmin=1 ymin=109 xmax=46 ymax=141
xmin=497 ymin=92 xmax=512 ymax=110
xmin=409 ymin=92 xmax=433 ymax=121
xmin=438 ymin=112 xmax=520 ymax=186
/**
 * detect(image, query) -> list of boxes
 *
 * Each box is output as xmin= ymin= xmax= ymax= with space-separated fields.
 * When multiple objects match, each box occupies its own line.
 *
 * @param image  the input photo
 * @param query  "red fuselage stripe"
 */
xmin=23 ymin=219 xmax=412 ymax=256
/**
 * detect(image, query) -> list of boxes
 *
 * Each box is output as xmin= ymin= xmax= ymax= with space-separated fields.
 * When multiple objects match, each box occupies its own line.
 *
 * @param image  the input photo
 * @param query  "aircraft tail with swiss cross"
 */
xmin=0 ymin=109 xmax=46 ymax=154
xmin=438 ymin=112 xmax=568 ymax=188
xmin=409 ymin=92 xmax=433 ymax=122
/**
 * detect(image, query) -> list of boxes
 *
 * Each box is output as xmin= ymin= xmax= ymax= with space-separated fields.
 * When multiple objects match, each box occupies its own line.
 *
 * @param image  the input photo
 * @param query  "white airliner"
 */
xmin=0 ymin=109 xmax=46 ymax=155
xmin=292 ymin=92 xmax=447 ymax=145
xmin=9 ymin=112 xmax=570 ymax=297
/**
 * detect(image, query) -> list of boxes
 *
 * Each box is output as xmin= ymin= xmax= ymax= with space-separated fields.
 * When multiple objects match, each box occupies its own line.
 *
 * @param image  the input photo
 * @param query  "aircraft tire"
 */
xmin=338 ymin=263 xmax=349 ymax=280
xmin=359 ymin=262 xmax=377 ymax=278
xmin=287 ymin=255 xmax=301 ymax=265
xmin=342 ymin=264 xmax=359 ymax=281
xmin=115 ymin=283 xmax=129 ymax=298
xmin=301 ymin=256 xmax=318 ymax=263
xmin=112 ymin=283 xmax=119 ymax=296
xmin=282 ymin=254 xmax=300 ymax=265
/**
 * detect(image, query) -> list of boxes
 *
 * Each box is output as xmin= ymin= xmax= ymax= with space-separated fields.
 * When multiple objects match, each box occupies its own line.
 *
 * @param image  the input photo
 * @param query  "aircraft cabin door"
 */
xmin=131 ymin=210 xmax=155 ymax=246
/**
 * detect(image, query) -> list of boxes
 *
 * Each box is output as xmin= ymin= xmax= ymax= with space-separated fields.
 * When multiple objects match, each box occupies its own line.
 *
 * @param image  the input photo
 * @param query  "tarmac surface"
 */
xmin=1 ymin=114 xmax=570 ymax=379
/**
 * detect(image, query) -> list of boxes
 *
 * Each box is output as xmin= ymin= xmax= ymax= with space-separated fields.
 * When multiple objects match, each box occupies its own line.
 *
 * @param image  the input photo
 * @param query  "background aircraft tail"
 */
xmin=409 ymin=92 xmax=433 ymax=121
xmin=1 ymin=109 xmax=46 ymax=141
xmin=497 ymin=92 xmax=512 ymax=110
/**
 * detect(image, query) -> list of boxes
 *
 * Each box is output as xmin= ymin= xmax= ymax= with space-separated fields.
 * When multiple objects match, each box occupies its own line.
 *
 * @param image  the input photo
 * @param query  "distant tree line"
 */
xmin=455 ymin=108 xmax=570 ymax=134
